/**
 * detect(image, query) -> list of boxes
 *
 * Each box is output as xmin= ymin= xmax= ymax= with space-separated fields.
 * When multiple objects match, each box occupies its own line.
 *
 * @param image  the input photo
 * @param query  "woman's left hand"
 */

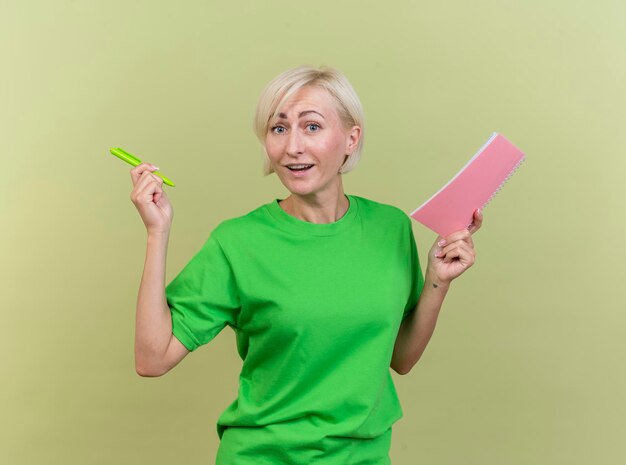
xmin=426 ymin=208 xmax=483 ymax=285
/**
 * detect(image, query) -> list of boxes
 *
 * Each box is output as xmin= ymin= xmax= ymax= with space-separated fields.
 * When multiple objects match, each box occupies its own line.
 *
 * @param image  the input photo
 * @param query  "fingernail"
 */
xmin=438 ymin=240 xmax=446 ymax=246
xmin=151 ymin=165 xmax=160 ymax=170
xmin=435 ymin=248 xmax=442 ymax=256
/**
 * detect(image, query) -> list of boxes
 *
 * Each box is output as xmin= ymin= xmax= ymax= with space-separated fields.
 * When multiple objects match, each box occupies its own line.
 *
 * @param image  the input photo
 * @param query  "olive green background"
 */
xmin=2 ymin=1 xmax=624 ymax=464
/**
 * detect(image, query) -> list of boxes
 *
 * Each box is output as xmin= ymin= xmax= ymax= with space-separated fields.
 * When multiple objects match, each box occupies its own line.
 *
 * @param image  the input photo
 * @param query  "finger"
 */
xmin=439 ymin=239 xmax=475 ymax=259
xmin=435 ymin=241 xmax=475 ymax=263
xmin=130 ymin=163 xmax=155 ymax=186
xmin=131 ymin=170 xmax=164 ymax=204
xmin=131 ymin=165 xmax=160 ymax=189
xmin=440 ymin=241 xmax=476 ymax=257
xmin=441 ymin=242 xmax=475 ymax=266
xmin=441 ymin=228 xmax=474 ymax=249
xmin=467 ymin=208 xmax=483 ymax=234
xmin=153 ymin=182 xmax=164 ymax=205
xmin=435 ymin=240 xmax=473 ymax=260
xmin=135 ymin=175 xmax=164 ymax=205
xmin=134 ymin=169 xmax=164 ymax=193
xmin=130 ymin=162 xmax=160 ymax=186
xmin=153 ymin=189 xmax=162 ymax=205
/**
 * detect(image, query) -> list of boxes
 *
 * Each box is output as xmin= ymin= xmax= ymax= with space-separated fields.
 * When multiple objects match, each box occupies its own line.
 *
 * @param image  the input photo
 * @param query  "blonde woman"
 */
xmin=131 ymin=65 xmax=482 ymax=464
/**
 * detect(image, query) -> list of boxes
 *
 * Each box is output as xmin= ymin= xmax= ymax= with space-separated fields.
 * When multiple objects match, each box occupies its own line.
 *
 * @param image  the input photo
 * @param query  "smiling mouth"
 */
xmin=286 ymin=164 xmax=314 ymax=172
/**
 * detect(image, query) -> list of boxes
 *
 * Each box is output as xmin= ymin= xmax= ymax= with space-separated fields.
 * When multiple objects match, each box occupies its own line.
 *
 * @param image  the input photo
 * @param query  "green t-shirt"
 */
xmin=165 ymin=194 xmax=424 ymax=465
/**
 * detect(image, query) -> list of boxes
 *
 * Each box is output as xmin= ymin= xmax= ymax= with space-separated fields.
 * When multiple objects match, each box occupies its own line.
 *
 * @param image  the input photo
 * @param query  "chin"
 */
xmin=285 ymin=185 xmax=317 ymax=197
xmin=278 ymin=170 xmax=338 ymax=197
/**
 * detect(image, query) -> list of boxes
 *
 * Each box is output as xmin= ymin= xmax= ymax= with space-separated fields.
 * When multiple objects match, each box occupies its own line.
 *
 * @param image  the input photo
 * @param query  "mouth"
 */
xmin=285 ymin=164 xmax=315 ymax=173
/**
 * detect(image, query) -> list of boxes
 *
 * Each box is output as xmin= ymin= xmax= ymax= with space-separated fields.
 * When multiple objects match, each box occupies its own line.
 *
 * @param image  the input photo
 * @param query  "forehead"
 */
xmin=276 ymin=86 xmax=340 ymax=118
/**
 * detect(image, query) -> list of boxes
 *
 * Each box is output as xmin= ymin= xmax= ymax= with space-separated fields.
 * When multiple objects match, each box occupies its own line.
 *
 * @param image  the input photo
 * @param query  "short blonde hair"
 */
xmin=253 ymin=65 xmax=365 ymax=176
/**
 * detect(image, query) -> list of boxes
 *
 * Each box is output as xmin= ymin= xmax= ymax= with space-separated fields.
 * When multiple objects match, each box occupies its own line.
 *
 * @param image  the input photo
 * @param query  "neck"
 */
xmin=279 ymin=184 xmax=349 ymax=224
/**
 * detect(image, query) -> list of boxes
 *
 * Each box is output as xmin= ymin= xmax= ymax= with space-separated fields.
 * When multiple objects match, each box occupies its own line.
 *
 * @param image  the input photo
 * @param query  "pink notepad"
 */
xmin=410 ymin=132 xmax=525 ymax=237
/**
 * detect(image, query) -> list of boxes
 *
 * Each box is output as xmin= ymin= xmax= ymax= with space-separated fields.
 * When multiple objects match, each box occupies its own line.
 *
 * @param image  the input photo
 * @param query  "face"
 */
xmin=264 ymin=85 xmax=360 ymax=199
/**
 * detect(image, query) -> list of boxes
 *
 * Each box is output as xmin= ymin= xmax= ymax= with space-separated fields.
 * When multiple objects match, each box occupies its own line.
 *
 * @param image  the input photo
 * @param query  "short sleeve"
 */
xmin=165 ymin=232 xmax=241 ymax=352
xmin=402 ymin=218 xmax=425 ymax=321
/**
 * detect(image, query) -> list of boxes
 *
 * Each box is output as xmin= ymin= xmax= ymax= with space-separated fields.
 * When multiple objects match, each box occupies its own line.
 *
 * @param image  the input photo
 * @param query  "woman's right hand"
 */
xmin=130 ymin=163 xmax=173 ymax=235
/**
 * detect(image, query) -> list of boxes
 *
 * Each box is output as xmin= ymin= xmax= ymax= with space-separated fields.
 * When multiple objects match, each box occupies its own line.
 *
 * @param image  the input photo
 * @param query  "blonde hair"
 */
xmin=253 ymin=65 xmax=365 ymax=176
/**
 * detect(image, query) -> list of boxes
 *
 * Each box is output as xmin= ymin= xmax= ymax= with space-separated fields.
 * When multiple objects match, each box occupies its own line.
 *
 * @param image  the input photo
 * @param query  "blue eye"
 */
xmin=271 ymin=126 xmax=286 ymax=134
xmin=307 ymin=123 xmax=320 ymax=132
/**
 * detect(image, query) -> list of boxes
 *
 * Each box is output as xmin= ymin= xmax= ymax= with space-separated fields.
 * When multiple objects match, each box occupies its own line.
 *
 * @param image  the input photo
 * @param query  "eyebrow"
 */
xmin=277 ymin=110 xmax=325 ymax=119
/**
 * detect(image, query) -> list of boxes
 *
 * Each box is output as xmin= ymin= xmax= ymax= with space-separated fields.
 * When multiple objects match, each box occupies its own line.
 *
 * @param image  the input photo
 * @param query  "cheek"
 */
xmin=264 ymin=140 xmax=280 ymax=159
xmin=318 ymin=134 xmax=347 ymax=158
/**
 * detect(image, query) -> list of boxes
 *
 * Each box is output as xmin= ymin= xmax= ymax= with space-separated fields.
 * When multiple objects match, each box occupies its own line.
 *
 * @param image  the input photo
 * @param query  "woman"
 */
xmin=131 ymin=65 xmax=482 ymax=464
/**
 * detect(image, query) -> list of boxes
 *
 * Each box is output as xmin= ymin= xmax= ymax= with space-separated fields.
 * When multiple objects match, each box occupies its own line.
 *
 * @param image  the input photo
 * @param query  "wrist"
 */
xmin=425 ymin=267 xmax=451 ymax=291
xmin=147 ymin=230 xmax=170 ymax=241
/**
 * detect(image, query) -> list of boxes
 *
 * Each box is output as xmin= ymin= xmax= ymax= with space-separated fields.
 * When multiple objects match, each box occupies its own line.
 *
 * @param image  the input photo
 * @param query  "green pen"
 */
xmin=109 ymin=147 xmax=175 ymax=187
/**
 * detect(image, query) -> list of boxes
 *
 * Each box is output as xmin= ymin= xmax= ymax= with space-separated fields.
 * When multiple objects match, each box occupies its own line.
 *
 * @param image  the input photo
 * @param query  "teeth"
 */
xmin=288 ymin=164 xmax=313 ymax=169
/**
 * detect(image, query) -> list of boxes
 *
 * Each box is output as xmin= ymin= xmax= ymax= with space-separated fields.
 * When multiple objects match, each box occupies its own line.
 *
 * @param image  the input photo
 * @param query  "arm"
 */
xmin=129 ymin=162 xmax=189 ymax=377
xmin=391 ymin=209 xmax=483 ymax=375
xmin=390 ymin=269 xmax=449 ymax=375
xmin=135 ymin=232 xmax=189 ymax=377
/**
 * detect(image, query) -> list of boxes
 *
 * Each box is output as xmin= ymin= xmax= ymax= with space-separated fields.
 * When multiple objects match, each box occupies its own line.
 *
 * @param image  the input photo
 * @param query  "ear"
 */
xmin=345 ymin=125 xmax=361 ymax=154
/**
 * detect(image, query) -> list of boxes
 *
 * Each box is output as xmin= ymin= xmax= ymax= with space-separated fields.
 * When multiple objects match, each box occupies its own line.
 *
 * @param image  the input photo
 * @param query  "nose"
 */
xmin=286 ymin=128 xmax=304 ymax=157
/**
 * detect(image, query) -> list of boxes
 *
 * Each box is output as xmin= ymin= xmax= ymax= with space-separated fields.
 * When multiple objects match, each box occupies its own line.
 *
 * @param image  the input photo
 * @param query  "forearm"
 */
xmin=391 ymin=268 xmax=450 ymax=374
xmin=135 ymin=232 xmax=172 ymax=375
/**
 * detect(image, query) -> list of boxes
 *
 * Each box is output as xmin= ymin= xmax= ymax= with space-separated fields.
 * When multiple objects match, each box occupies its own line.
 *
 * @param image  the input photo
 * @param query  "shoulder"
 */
xmin=351 ymin=195 xmax=410 ymax=227
xmin=210 ymin=201 xmax=273 ymax=244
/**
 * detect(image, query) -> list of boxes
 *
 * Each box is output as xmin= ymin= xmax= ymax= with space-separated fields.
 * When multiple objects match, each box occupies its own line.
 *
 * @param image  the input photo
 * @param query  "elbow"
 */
xmin=135 ymin=366 xmax=162 ymax=377
xmin=389 ymin=347 xmax=414 ymax=375
xmin=401 ymin=361 xmax=418 ymax=375
xmin=135 ymin=357 xmax=166 ymax=377
xmin=393 ymin=365 xmax=411 ymax=376
xmin=135 ymin=364 xmax=165 ymax=377
xmin=404 ymin=364 xmax=416 ymax=375
xmin=390 ymin=360 xmax=412 ymax=376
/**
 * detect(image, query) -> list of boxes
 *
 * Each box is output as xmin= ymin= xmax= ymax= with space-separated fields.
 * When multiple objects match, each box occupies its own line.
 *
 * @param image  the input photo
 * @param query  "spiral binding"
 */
xmin=480 ymin=156 xmax=525 ymax=212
